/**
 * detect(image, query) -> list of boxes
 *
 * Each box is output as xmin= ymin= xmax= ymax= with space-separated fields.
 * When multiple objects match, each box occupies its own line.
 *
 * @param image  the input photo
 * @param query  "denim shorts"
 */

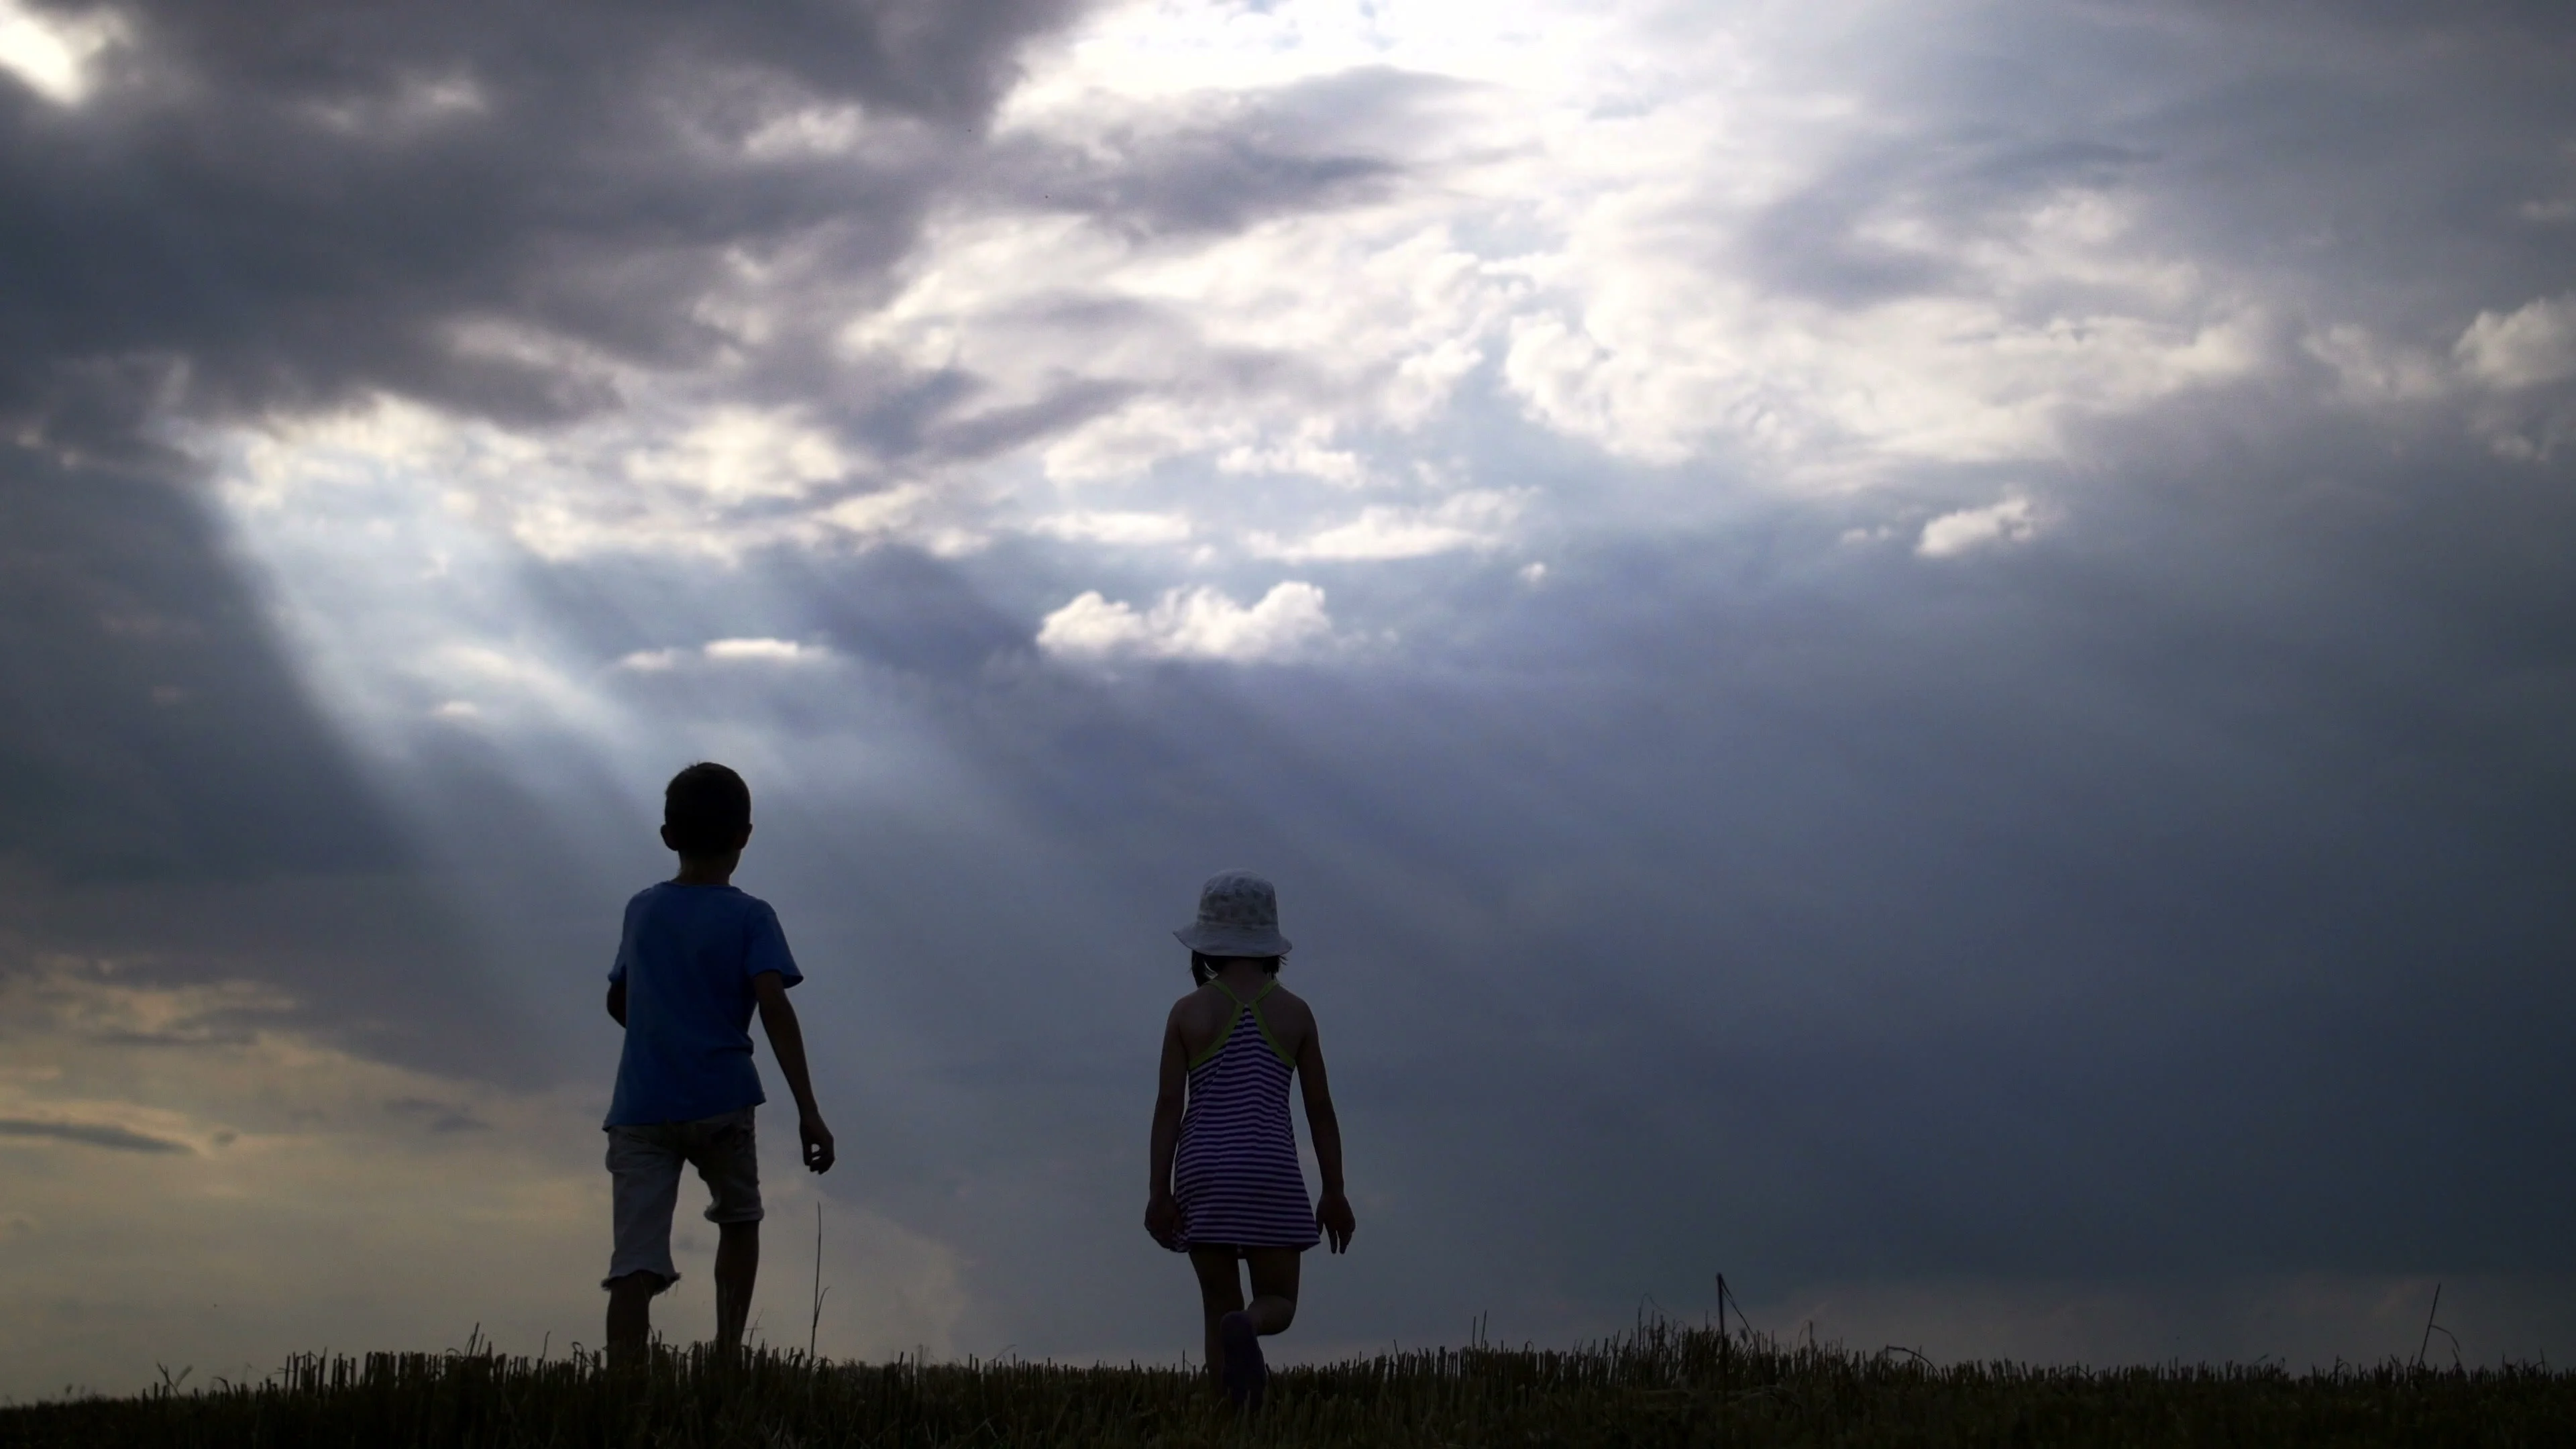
xmin=603 ymin=1106 xmax=762 ymax=1291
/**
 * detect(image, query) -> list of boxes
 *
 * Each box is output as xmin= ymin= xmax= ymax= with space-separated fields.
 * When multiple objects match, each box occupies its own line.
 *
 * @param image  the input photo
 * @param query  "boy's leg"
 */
xmin=1243 ymin=1248 xmax=1302 ymax=1336
xmin=1185 ymin=1246 xmax=1246 ymax=1387
xmin=606 ymin=1273 xmax=660 ymax=1366
xmin=602 ymin=1126 xmax=687 ymax=1370
xmin=713 ymin=1221 xmax=759 ymax=1354
xmin=688 ymin=1108 xmax=765 ymax=1357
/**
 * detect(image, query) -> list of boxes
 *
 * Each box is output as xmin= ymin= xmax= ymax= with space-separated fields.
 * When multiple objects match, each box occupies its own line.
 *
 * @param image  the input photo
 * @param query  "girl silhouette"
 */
xmin=1144 ymin=871 xmax=1354 ymax=1407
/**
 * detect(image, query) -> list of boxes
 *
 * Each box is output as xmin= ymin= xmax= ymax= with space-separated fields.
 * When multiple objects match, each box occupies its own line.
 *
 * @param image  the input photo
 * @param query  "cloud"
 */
xmin=1916 ymin=496 xmax=2039 ymax=557
xmin=624 ymin=408 xmax=853 ymax=504
xmin=0 ymin=1117 xmax=191 ymax=1154
xmin=704 ymin=637 xmax=830 ymax=665
xmin=2303 ymin=325 xmax=2453 ymax=407
xmin=2455 ymin=293 xmax=2576 ymax=390
xmin=1 ymin=0 xmax=1082 ymax=464
xmin=0 ymin=445 xmax=410 ymax=880
xmin=384 ymin=1097 xmax=494 ymax=1133
xmin=1028 ymin=511 xmax=1195 ymax=546
xmin=618 ymin=639 xmax=833 ymax=674
xmin=1035 ymin=582 xmax=1332 ymax=661
xmin=0 ymin=1 xmax=124 ymax=106
xmin=1250 ymin=492 xmax=1521 ymax=562
xmin=209 ymin=396 xmax=948 ymax=568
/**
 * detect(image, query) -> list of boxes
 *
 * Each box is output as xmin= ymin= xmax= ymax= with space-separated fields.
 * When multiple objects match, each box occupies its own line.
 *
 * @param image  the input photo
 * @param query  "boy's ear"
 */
xmin=734 ymin=822 xmax=754 ymax=850
xmin=659 ymin=822 xmax=680 ymax=853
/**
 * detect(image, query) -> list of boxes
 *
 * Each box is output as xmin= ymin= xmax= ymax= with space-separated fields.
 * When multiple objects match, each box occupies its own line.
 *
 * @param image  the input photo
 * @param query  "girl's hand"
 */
xmin=1144 ymin=1192 xmax=1182 ymax=1248
xmin=1316 ymin=1191 xmax=1356 ymax=1254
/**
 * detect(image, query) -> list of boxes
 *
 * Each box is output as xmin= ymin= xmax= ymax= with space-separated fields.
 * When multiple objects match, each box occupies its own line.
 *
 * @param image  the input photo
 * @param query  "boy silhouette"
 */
xmin=601 ymin=762 xmax=833 ymax=1368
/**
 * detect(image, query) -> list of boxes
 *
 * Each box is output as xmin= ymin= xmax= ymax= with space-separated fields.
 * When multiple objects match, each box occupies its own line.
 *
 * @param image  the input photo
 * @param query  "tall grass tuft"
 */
xmin=5 ymin=1318 xmax=2571 ymax=1446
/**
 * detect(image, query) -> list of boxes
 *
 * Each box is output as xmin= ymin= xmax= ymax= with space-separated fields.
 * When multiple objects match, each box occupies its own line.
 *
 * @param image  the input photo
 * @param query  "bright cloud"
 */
xmin=942 ymin=0 xmax=2273 ymax=494
xmin=704 ymin=637 xmax=830 ymax=664
xmin=211 ymin=396 xmax=958 ymax=568
xmin=1250 ymin=490 xmax=1521 ymax=561
xmin=2455 ymin=293 xmax=2576 ymax=390
xmin=2449 ymin=294 xmax=2576 ymax=461
xmin=618 ymin=639 xmax=833 ymax=671
xmin=0 ymin=0 xmax=124 ymax=106
xmin=625 ymin=407 xmax=851 ymax=504
xmin=1499 ymin=195 xmax=2267 ymax=473
xmin=1035 ymin=582 xmax=1333 ymax=661
xmin=1917 ymin=496 xmax=2039 ymax=557
xmin=197 ymin=0 xmax=2319 ymax=674
xmin=1028 ymin=511 xmax=1196 ymax=545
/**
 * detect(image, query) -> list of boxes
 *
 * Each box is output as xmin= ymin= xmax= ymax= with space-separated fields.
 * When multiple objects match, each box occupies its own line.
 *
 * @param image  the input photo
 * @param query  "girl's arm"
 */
xmin=1297 ymin=1024 xmax=1356 ymax=1252
xmin=1144 ymin=1010 xmax=1189 ymax=1245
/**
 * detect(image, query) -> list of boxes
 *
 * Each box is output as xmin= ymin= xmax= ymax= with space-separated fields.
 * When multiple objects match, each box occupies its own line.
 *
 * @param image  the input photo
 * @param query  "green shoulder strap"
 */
xmin=1242 ymin=979 xmax=1295 ymax=1069
xmin=1190 ymin=977 xmax=1297 ymax=1069
xmin=1188 ymin=979 xmax=1247 ymax=1069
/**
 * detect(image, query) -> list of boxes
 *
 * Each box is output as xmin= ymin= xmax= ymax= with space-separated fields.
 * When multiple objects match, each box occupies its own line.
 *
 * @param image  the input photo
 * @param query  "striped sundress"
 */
xmin=1171 ymin=977 xmax=1320 ymax=1252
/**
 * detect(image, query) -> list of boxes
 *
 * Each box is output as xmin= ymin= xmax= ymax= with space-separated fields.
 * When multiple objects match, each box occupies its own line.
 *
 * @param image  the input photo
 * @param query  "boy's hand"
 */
xmin=1144 ymin=1191 xmax=1181 ymax=1248
xmin=800 ymin=1113 xmax=835 ymax=1173
xmin=1316 ymin=1191 xmax=1355 ymax=1254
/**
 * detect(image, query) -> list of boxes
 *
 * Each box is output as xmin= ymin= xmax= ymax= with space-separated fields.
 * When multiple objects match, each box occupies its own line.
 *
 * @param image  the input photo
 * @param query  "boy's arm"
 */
xmin=606 ymin=979 xmax=627 ymax=1026
xmin=1295 ymin=1020 xmax=1354 ymax=1253
xmin=1144 ymin=1009 xmax=1187 ymax=1245
xmin=752 ymin=972 xmax=834 ymax=1173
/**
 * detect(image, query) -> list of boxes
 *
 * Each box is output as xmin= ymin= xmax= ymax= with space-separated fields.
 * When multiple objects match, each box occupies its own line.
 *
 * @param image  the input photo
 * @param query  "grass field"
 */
xmin=4 ymin=1320 xmax=2571 ymax=1447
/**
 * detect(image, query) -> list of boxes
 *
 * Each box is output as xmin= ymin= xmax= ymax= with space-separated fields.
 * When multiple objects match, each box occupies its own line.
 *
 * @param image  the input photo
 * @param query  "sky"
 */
xmin=3 ymin=0 xmax=2574 ymax=1399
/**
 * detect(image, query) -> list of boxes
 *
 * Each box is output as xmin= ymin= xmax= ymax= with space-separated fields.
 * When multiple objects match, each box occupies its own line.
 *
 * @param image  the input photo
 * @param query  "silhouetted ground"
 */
xmin=3 ymin=1321 xmax=2569 ymax=1446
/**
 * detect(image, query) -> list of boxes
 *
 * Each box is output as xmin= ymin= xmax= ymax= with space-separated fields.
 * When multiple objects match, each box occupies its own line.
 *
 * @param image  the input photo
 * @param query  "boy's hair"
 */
xmin=663 ymin=762 xmax=751 ymax=855
xmin=1190 ymin=951 xmax=1283 ymax=987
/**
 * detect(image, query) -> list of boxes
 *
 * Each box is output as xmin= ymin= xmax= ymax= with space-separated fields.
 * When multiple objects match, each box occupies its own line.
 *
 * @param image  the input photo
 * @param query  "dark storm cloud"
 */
xmin=0 ymin=444 xmax=401 ymax=879
xmin=0 ymin=1118 xmax=190 ymax=1153
xmin=1 ymin=0 xmax=1079 ymax=441
xmin=975 ymin=66 xmax=1438 ymax=237
xmin=1739 ymin=140 xmax=2154 ymax=307
xmin=2047 ymin=1 xmax=2575 ymax=321
xmin=1724 ymin=0 xmax=2576 ymax=330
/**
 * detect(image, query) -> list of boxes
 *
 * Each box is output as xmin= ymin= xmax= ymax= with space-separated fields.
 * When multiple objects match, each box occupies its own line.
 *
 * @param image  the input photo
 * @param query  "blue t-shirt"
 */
xmin=604 ymin=883 xmax=802 ymax=1128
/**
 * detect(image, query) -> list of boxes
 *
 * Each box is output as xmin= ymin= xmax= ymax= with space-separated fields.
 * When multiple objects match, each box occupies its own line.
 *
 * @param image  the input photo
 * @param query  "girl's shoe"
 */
xmin=1218 ymin=1311 xmax=1266 ymax=1409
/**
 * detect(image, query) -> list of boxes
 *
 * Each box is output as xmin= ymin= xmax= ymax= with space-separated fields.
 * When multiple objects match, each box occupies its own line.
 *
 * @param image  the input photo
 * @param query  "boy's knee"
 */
xmin=606 ymin=1270 xmax=670 ymax=1301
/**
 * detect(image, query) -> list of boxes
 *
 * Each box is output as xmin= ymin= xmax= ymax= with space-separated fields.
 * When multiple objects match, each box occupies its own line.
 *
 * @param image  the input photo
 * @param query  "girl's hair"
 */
xmin=1190 ymin=951 xmax=1284 ymax=986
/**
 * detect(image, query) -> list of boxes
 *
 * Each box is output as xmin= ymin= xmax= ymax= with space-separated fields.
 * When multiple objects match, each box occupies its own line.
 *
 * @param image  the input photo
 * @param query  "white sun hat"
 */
xmin=1172 ymin=870 xmax=1293 ymax=957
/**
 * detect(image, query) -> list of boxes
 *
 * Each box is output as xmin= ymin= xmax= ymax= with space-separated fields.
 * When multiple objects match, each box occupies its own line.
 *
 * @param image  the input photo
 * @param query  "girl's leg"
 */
xmin=1242 ymin=1248 xmax=1302 ymax=1336
xmin=1186 ymin=1246 xmax=1246 ymax=1387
